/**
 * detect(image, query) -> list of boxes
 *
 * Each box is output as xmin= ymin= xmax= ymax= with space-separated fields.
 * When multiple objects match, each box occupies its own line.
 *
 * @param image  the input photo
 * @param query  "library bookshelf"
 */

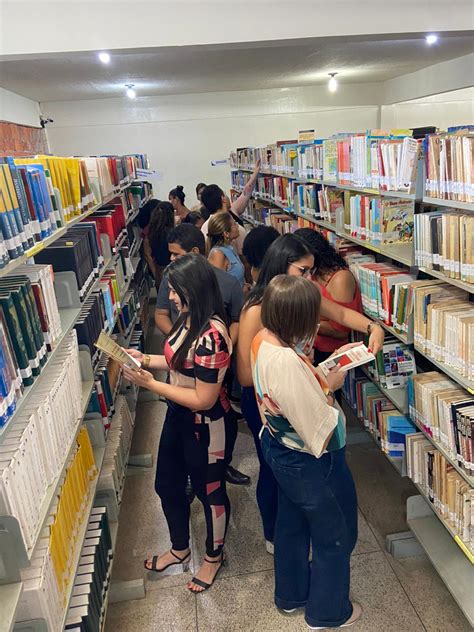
xmin=230 ymin=133 xmax=474 ymax=625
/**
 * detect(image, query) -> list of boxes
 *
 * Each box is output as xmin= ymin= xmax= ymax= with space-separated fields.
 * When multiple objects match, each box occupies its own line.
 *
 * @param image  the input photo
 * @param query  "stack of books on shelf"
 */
xmin=269 ymin=213 xmax=298 ymax=235
xmin=269 ymin=142 xmax=298 ymax=176
xmin=0 ymin=330 xmax=83 ymax=549
xmin=16 ymin=426 xmax=97 ymax=631
xmin=406 ymin=433 xmax=473 ymax=556
xmin=349 ymin=259 xmax=416 ymax=338
xmin=294 ymin=182 xmax=319 ymax=217
xmin=97 ymin=396 xmax=135 ymax=505
xmin=412 ymin=281 xmax=473 ymax=378
xmin=319 ymin=187 xmax=345 ymax=224
xmin=297 ymin=140 xmax=324 ymax=180
xmin=414 ymin=210 xmax=474 ymax=283
xmin=231 ymin=170 xmax=251 ymax=191
xmin=408 ymin=372 xmax=474 ymax=477
xmin=424 ymin=128 xmax=474 ymax=203
xmin=64 ymin=506 xmax=113 ymax=632
xmin=345 ymin=195 xmax=414 ymax=245
xmin=343 ymin=372 xmax=417 ymax=458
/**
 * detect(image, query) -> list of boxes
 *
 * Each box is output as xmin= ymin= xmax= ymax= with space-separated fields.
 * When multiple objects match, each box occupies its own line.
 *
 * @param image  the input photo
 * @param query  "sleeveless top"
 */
xmin=314 ymin=270 xmax=362 ymax=353
xmin=211 ymin=245 xmax=245 ymax=287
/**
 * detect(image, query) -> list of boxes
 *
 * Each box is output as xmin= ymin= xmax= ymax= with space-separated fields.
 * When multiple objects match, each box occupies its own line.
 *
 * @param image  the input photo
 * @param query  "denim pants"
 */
xmin=241 ymin=386 xmax=278 ymax=543
xmin=261 ymin=429 xmax=358 ymax=628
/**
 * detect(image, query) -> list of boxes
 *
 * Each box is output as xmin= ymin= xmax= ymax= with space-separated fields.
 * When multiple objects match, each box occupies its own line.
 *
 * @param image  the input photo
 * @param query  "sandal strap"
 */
xmin=170 ymin=549 xmax=190 ymax=563
xmin=190 ymin=577 xmax=211 ymax=590
xmin=205 ymin=552 xmax=224 ymax=564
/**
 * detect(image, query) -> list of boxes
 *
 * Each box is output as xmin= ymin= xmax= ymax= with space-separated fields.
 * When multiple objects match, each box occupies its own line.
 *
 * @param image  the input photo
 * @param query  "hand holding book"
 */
xmin=318 ymin=342 xmax=375 ymax=377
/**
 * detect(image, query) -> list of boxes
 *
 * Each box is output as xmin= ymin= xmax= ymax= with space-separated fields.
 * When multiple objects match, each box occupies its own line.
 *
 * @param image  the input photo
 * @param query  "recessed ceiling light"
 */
xmin=125 ymin=84 xmax=136 ymax=99
xmin=280 ymin=88 xmax=290 ymax=92
xmin=425 ymin=34 xmax=438 ymax=45
xmin=328 ymin=72 xmax=338 ymax=93
xmin=98 ymin=52 xmax=111 ymax=64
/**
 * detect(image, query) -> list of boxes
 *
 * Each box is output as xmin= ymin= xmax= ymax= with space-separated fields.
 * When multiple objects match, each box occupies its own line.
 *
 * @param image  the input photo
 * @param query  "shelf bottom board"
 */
xmin=0 ymin=582 xmax=23 ymax=632
xmin=407 ymin=514 xmax=474 ymax=625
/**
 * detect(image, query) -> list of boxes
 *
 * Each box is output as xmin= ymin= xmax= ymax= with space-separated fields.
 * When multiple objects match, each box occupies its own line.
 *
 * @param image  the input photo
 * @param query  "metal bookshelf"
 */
xmin=422 ymin=196 xmax=474 ymax=212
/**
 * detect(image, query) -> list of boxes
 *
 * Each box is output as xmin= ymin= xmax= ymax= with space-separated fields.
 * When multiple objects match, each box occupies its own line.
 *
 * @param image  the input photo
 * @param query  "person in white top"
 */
xmin=200 ymin=160 xmax=260 ymax=255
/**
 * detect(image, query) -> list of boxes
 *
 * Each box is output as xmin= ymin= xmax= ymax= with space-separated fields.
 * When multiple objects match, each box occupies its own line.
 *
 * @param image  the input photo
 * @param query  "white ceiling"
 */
xmin=0 ymin=33 xmax=473 ymax=103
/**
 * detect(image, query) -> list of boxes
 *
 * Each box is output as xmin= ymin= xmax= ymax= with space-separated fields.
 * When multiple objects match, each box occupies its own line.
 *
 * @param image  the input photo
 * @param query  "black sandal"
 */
xmin=144 ymin=549 xmax=191 ymax=573
xmin=187 ymin=551 xmax=226 ymax=593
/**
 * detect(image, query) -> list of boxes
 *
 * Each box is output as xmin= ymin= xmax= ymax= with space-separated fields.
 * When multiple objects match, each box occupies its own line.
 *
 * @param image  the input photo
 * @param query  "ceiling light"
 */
xmin=280 ymin=88 xmax=290 ymax=92
xmin=125 ymin=84 xmax=136 ymax=99
xmin=98 ymin=52 xmax=110 ymax=64
xmin=328 ymin=73 xmax=338 ymax=93
xmin=425 ymin=34 xmax=438 ymax=45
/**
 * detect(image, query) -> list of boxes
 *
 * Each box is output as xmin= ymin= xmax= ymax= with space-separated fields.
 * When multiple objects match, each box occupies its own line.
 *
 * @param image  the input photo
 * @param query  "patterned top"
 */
xmin=164 ymin=317 xmax=232 ymax=419
xmin=251 ymin=331 xmax=346 ymax=457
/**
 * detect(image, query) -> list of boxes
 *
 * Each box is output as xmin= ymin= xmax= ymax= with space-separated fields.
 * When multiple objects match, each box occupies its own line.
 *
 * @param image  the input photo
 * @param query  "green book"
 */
xmin=0 ymin=293 xmax=34 ymax=386
xmin=0 ymin=286 xmax=41 ymax=377
xmin=3 ymin=276 xmax=48 ymax=367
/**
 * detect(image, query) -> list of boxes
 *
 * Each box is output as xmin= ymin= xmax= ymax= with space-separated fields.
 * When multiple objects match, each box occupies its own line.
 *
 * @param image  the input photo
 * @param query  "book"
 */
xmin=318 ymin=343 xmax=375 ymax=376
xmin=94 ymin=332 xmax=141 ymax=371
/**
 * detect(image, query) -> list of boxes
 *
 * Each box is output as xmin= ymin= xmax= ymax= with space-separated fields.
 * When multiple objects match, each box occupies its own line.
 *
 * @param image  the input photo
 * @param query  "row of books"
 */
xmin=17 ymin=427 xmax=97 ymax=631
xmin=412 ymin=281 xmax=473 ymax=379
xmin=64 ymin=506 xmax=113 ymax=632
xmin=345 ymin=195 xmax=414 ymax=245
xmin=230 ymin=130 xmax=419 ymax=193
xmin=0 ymin=153 xmax=148 ymax=270
xmin=256 ymin=175 xmax=292 ymax=207
xmin=414 ymin=211 xmax=474 ymax=284
xmin=96 ymin=395 xmax=135 ymax=507
xmin=0 ymin=331 xmax=83 ymax=549
xmin=406 ymin=433 xmax=473 ymax=556
xmin=348 ymin=257 xmax=416 ymax=337
xmin=424 ymin=131 xmax=473 ymax=203
xmin=88 ymin=356 xmax=123 ymax=432
xmin=366 ymin=336 xmax=416 ymax=390
xmin=343 ymin=370 xmax=417 ymax=458
xmin=408 ymin=372 xmax=474 ymax=478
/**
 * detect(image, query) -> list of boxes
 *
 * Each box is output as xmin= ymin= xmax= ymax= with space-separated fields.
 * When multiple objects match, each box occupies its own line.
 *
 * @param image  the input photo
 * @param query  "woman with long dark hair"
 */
xmin=237 ymin=234 xmax=384 ymax=552
xmin=122 ymin=254 xmax=235 ymax=593
xmin=294 ymin=228 xmax=362 ymax=367
xmin=147 ymin=201 xmax=175 ymax=282
xmin=253 ymin=275 xmax=361 ymax=629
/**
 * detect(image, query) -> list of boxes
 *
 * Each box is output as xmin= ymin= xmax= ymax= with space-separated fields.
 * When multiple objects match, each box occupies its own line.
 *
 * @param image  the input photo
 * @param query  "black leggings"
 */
xmin=155 ymin=404 xmax=237 ymax=557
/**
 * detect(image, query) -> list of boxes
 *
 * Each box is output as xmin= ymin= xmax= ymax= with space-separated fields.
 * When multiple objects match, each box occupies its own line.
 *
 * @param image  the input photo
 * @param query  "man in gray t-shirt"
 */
xmin=153 ymin=224 xmax=249 ymax=487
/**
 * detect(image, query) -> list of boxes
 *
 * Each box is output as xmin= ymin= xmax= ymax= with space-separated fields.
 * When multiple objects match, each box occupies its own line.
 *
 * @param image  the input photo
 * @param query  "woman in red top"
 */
xmin=294 ymin=229 xmax=362 ymax=366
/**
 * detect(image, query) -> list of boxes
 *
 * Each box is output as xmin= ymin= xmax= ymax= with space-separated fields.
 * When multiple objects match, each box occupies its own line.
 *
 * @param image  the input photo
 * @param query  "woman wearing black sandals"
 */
xmin=121 ymin=254 xmax=235 ymax=593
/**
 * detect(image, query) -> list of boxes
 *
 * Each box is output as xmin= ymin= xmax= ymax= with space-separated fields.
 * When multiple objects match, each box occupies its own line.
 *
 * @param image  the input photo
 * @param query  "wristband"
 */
xmin=367 ymin=321 xmax=382 ymax=336
xmin=327 ymin=390 xmax=336 ymax=404
xmin=141 ymin=354 xmax=151 ymax=370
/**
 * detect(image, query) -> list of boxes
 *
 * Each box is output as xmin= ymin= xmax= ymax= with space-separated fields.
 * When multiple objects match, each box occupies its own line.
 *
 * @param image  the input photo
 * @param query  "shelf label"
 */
xmin=211 ymin=159 xmax=229 ymax=167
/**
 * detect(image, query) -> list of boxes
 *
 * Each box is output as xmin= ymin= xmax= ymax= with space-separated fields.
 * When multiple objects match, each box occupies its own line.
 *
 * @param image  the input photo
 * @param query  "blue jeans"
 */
xmin=261 ymin=429 xmax=358 ymax=628
xmin=241 ymin=386 xmax=278 ymax=543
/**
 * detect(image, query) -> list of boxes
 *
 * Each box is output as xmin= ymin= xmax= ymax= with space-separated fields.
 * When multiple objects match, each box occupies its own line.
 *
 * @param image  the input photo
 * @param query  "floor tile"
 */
xmin=389 ymin=555 xmax=472 ymax=632
xmin=104 ymin=585 xmax=197 ymax=632
xmin=196 ymin=552 xmax=425 ymax=632
xmin=353 ymin=510 xmax=381 ymax=556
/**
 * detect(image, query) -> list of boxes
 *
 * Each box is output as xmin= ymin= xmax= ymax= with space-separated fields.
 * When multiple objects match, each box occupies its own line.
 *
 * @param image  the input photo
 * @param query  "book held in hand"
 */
xmin=318 ymin=343 xmax=375 ymax=376
xmin=94 ymin=331 xmax=141 ymax=371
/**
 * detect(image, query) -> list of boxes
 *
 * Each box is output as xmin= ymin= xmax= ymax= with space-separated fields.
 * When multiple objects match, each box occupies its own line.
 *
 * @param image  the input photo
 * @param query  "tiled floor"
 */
xmin=104 ymin=324 xmax=472 ymax=632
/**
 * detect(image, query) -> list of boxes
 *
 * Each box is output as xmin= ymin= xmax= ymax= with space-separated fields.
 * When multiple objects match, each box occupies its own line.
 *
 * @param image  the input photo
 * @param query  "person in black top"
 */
xmin=155 ymin=224 xmax=250 ymax=487
xmin=147 ymin=201 xmax=174 ymax=283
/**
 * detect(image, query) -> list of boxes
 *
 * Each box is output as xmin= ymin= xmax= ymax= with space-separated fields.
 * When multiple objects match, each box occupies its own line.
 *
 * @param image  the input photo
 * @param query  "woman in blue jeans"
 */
xmin=237 ymin=234 xmax=384 ymax=550
xmin=251 ymin=274 xmax=362 ymax=629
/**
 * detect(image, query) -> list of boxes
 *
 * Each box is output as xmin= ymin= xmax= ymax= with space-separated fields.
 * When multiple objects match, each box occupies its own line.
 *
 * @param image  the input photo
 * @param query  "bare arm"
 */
xmin=154 ymin=308 xmax=173 ymax=335
xmin=143 ymin=237 xmax=157 ymax=279
xmin=236 ymin=305 xmax=262 ymax=387
xmin=319 ymin=271 xmax=357 ymax=338
xmin=125 ymin=349 xmax=169 ymax=371
xmin=229 ymin=322 xmax=239 ymax=345
xmin=320 ymin=295 xmax=384 ymax=354
xmin=231 ymin=159 xmax=261 ymax=216
xmin=208 ymin=249 xmax=229 ymax=272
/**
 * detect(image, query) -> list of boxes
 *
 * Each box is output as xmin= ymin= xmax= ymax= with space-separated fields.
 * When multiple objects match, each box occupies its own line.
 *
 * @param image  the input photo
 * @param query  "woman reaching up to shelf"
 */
xmin=121 ymin=255 xmax=234 ymax=593
xmin=206 ymin=211 xmax=246 ymax=288
xmin=237 ymin=233 xmax=384 ymax=552
xmin=252 ymin=274 xmax=361 ymax=629
xmin=169 ymin=185 xmax=191 ymax=223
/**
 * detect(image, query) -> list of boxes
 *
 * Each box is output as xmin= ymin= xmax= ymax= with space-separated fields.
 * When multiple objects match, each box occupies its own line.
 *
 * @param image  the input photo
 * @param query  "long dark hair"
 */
xmin=244 ymin=234 xmax=313 ymax=310
xmin=293 ymin=228 xmax=347 ymax=275
xmin=167 ymin=254 xmax=227 ymax=370
xmin=148 ymin=201 xmax=175 ymax=249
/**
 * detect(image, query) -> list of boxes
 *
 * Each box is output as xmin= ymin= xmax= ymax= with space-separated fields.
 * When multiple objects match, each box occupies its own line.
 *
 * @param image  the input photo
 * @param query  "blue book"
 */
xmin=3 ymin=158 xmax=35 ymax=249
xmin=386 ymin=415 xmax=417 ymax=457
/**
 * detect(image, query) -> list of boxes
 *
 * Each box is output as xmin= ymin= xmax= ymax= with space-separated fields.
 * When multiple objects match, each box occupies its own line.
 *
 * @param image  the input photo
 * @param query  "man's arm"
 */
xmin=231 ymin=159 xmax=261 ymax=216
